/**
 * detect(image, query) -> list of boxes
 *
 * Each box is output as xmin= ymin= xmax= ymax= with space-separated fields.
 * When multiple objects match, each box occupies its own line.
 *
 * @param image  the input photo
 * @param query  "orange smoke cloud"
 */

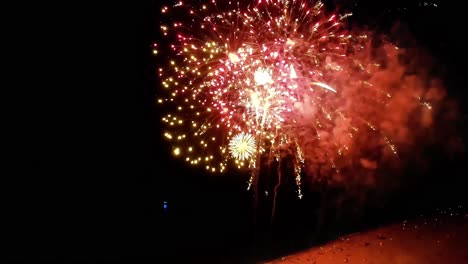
xmin=295 ymin=25 xmax=460 ymax=192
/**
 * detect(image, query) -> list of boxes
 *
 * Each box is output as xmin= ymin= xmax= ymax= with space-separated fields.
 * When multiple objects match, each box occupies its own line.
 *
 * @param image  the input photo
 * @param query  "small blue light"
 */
xmin=163 ymin=201 xmax=168 ymax=210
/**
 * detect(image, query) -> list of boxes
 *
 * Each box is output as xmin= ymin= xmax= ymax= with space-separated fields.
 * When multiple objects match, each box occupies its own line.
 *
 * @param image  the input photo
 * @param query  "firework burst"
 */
xmin=156 ymin=0 xmax=440 ymax=199
xmin=229 ymin=132 xmax=256 ymax=162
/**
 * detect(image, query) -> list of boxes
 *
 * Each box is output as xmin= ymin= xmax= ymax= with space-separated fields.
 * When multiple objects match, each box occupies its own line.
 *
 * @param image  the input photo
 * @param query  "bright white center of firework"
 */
xmin=229 ymin=133 xmax=256 ymax=161
xmin=228 ymin=53 xmax=240 ymax=63
xmin=286 ymin=38 xmax=295 ymax=46
xmin=254 ymin=68 xmax=272 ymax=86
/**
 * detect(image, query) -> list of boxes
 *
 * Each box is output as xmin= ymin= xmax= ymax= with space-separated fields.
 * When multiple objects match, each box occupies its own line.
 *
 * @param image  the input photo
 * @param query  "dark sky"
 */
xmin=7 ymin=0 xmax=467 ymax=263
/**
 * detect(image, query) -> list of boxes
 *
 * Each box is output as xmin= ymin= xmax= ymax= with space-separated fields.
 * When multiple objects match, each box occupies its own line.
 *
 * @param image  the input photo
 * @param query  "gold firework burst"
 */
xmin=229 ymin=133 xmax=256 ymax=161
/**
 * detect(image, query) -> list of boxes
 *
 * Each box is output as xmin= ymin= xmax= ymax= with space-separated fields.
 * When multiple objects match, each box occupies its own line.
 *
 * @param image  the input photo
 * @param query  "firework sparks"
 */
xmin=229 ymin=132 xmax=257 ymax=161
xmin=156 ymin=0 xmax=446 ymax=199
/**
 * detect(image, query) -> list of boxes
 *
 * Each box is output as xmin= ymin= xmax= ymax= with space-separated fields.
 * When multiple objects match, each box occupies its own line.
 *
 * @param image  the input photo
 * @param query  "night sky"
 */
xmin=7 ymin=0 xmax=468 ymax=263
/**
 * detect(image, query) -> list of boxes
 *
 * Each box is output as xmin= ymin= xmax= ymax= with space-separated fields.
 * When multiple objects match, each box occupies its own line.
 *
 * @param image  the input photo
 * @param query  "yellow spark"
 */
xmin=173 ymin=148 xmax=180 ymax=156
xmin=228 ymin=53 xmax=240 ymax=63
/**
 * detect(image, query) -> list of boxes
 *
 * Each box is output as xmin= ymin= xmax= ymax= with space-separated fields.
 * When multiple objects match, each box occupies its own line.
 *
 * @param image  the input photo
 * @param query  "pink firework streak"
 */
xmin=156 ymin=0 xmax=455 ymax=200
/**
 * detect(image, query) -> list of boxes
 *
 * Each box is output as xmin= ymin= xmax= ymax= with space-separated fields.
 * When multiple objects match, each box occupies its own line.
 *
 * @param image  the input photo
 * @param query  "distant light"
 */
xmin=173 ymin=147 xmax=181 ymax=156
xmin=163 ymin=201 xmax=168 ymax=212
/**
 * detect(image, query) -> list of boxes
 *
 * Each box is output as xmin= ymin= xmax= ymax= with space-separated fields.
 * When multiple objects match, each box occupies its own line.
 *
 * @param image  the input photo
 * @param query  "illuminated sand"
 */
xmin=266 ymin=212 xmax=468 ymax=263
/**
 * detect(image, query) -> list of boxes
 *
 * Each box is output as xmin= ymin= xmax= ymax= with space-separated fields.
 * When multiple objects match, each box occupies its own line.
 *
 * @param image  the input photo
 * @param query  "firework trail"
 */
xmin=155 ymin=0 xmax=454 ymax=211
